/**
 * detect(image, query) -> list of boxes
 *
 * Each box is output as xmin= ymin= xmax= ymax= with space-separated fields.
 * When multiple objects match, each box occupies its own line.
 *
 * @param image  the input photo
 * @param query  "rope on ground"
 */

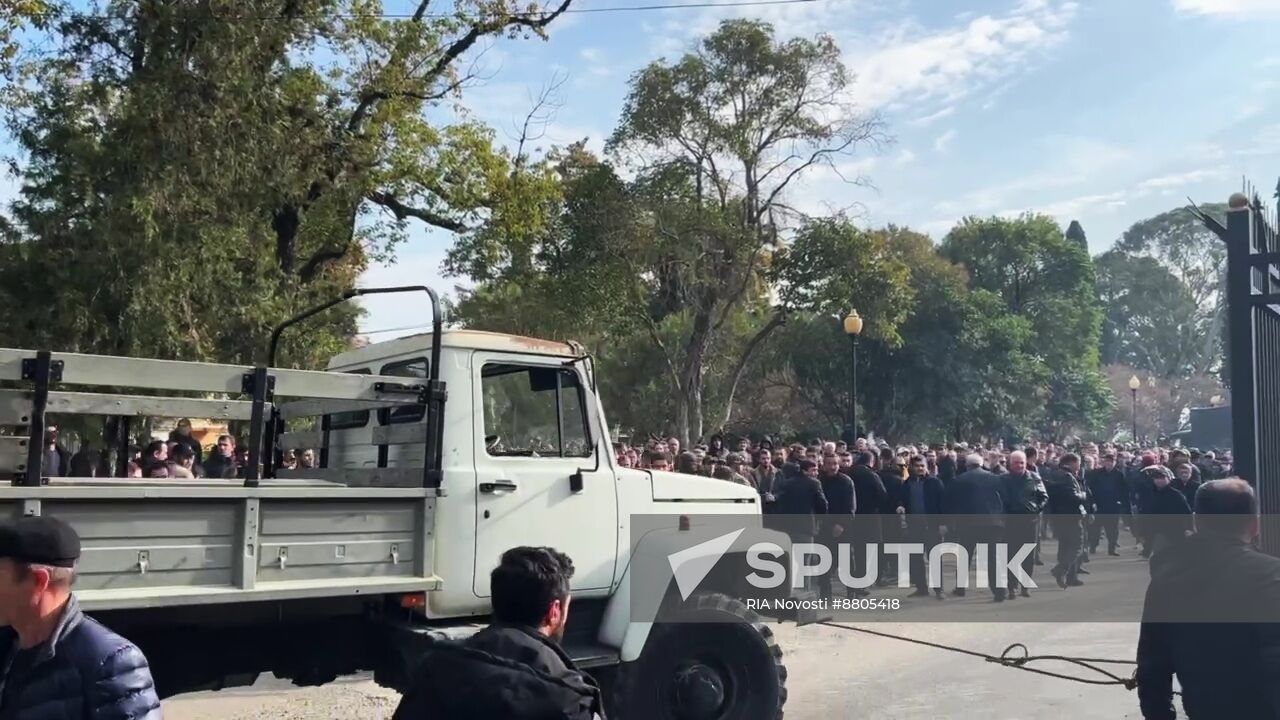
xmin=816 ymin=621 xmax=1167 ymax=693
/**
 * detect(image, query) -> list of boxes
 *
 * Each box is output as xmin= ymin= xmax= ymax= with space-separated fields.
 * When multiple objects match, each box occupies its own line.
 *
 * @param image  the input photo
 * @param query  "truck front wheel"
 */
xmin=611 ymin=592 xmax=786 ymax=720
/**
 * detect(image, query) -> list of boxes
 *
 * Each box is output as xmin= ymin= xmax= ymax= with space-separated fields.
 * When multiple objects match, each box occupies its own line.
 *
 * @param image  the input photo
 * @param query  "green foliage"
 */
xmin=1090 ymin=203 xmax=1230 ymax=436
xmin=776 ymin=220 xmax=914 ymax=343
xmin=1116 ymin=204 xmax=1227 ymax=308
xmin=1113 ymin=203 xmax=1227 ymax=378
xmin=1095 ymin=250 xmax=1206 ymax=376
xmin=940 ymin=214 xmax=1108 ymax=436
xmin=0 ymin=0 xmax=49 ymax=76
xmin=454 ymin=19 xmax=887 ymax=445
xmin=1065 ymin=219 xmax=1087 ymax=250
xmin=0 ymin=0 xmax=571 ymax=367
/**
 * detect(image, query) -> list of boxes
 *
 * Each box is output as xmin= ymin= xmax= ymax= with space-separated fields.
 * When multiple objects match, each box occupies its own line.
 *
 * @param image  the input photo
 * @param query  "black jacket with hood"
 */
xmin=392 ymin=624 xmax=605 ymax=720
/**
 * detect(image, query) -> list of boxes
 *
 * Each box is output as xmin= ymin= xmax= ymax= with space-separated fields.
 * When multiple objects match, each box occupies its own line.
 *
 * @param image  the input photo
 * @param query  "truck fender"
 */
xmin=597 ymin=523 xmax=792 ymax=662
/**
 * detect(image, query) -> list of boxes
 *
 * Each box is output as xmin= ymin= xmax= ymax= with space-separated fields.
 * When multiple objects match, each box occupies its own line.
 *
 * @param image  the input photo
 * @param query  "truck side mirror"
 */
xmin=580 ymin=383 xmax=605 ymax=457
xmin=570 ymin=379 xmax=605 ymax=494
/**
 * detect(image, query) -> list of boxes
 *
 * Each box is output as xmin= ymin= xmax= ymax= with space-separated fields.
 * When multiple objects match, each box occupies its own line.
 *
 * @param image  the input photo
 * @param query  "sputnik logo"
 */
xmin=666 ymin=528 xmax=745 ymax=601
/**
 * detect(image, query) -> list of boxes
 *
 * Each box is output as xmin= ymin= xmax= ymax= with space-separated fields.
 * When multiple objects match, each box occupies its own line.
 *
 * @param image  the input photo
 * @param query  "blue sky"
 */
xmin=360 ymin=0 xmax=1280 ymax=336
xmin=5 ymin=0 xmax=1280 ymax=337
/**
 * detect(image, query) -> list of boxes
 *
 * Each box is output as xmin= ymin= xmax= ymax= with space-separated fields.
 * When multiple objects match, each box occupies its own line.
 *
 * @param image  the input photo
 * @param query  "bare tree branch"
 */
xmin=718 ymin=312 xmax=786 ymax=429
xmin=511 ymin=70 xmax=567 ymax=172
xmin=366 ymin=191 xmax=468 ymax=232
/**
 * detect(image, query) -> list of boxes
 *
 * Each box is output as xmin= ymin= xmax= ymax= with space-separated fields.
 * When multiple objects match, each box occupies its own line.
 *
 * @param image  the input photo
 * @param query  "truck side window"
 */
xmin=481 ymin=363 xmax=592 ymax=458
xmin=378 ymin=358 xmax=428 ymax=425
xmin=326 ymin=369 xmax=372 ymax=429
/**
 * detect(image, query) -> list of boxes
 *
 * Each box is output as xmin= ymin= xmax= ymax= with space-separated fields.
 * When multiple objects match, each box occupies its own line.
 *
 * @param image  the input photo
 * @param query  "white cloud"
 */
xmin=847 ymin=0 xmax=1079 ymax=110
xmin=934 ymin=129 xmax=958 ymax=152
xmin=1133 ymin=167 xmax=1228 ymax=192
xmin=931 ymin=136 xmax=1134 ymax=214
xmin=908 ymin=106 xmax=955 ymax=126
xmin=990 ymin=165 xmax=1226 ymax=226
xmin=894 ymin=148 xmax=917 ymax=166
xmin=1005 ymin=190 xmax=1128 ymax=220
xmin=657 ymin=0 xmax=864 ymax=52
xmin=649 ymin=0 xmax=1078 ymax=120
xmin=1173 ymin=0 xmax=1280 ymax=16
xmin=577 ymin=47 xmax=611 ymax=77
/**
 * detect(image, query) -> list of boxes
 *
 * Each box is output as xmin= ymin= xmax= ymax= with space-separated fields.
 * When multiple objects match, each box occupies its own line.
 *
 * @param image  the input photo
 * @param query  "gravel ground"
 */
xmin=165 ymin=547 xmax=1151 ymax=719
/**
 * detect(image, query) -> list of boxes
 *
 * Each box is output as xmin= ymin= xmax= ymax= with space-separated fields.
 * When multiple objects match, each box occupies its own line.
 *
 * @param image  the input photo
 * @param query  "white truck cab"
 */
xmin=324 ymin=329 xmax=762 ymax=618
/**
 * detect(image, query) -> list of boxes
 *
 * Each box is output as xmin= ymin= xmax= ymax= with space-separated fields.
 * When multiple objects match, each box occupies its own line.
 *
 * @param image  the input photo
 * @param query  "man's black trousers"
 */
xmin=1089 ymin=513 xmax=1120 ymax=552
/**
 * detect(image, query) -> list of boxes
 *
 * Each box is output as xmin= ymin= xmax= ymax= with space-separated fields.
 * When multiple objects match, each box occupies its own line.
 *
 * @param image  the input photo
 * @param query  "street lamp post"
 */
xmin=1129 ymin=375 xmax=1141 ymax=443
xmin=843 ymin=310 xmax=864 ymax=441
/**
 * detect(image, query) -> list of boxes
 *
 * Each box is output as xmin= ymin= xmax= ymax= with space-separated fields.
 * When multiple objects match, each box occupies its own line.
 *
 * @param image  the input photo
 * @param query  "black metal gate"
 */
xmin=1206 ymin=191 xmax=1280 ymax=549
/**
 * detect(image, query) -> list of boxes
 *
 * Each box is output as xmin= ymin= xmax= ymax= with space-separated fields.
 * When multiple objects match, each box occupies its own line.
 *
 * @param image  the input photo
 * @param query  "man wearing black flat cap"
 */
xmin=0 ymin=515 xmax=161 ymax=720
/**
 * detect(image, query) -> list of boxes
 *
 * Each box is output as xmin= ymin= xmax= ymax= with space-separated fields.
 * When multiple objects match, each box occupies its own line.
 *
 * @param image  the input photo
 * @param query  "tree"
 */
xmin=452 ymin=19 xmax=889 ymax=444
xmin=941 ymin=214 xmax=1109 ymax=436
xmin=0 ymin=0 xmax=571 ymax=366
xmin=1095 ymin=250 xmax=1206 ymax=377
xmin=0 ymin=1 xmax=49 ymax=76
xmin=1114 ymin=204 xmax=1228 ymax=377
xmin=755 ymin=226 xmax=1049 ymax=442
xmin=604 ymin=19 xmax=885 ymax=444
xmin=1065 ymin=220 xmax=1087 ymax=251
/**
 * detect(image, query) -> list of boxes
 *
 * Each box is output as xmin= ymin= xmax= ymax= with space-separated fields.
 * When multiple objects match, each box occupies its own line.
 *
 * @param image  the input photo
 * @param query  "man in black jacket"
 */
xmin=848 ymin=452 xmax=886 ymax=596
xmin=1086 ymin=452 xmax=1129 ymax=556
xmin=1131 ymin=453 xmax=1161 ymax=558
xmin=936 ymin=448 xmax=957 ymax=486
xmin=203 ymin=434 xmax=239 ymax=480
xmin=167 ymin=418 xmax=204 ymax=467
xmin=1171 ymin=463 xmax=1201 ymax=509
xmin=900 ymin=455 xmax=945 ymax=598
xmin=1142 ymin=466 xmax=1192 ymax=559
xmin=0 ymin=516 xmax=161 ymax=720
xmin=1044 ymin=453 xmax=1088 ymax=588
xmin=41 ymin=428 xmax=70 ymax=479
xmin=945 ymin=454 xmax=1008 ymax=600
xmin=772 ymin=459 xmax=829 ymax=548
xmin=878 ymin=449 xmax=906 ymax=585
xmin=817 ymin=454 xmax=855 ymax=598
xmin=1000 ymin=450 xmax=1047 ymax=598
xmin=1137 ymin=479 xmax=1280 ymax=720
xmin=393 ymin=546 xmax=605 ymax=720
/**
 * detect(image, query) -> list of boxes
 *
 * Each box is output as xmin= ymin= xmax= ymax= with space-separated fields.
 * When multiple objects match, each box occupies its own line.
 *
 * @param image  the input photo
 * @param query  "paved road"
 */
xmin=165 ymin=542 xmax=1155 ymax=719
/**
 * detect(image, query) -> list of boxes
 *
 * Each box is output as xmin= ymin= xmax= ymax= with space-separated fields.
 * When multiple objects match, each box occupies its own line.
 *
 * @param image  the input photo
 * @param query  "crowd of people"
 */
xmin=9 ymin=422 xmax=1272 ymax=720
xmin=618 ymin=432 xmax=1235 ymax=601
xmin=41 ymin=420 xmax=317 ymax=480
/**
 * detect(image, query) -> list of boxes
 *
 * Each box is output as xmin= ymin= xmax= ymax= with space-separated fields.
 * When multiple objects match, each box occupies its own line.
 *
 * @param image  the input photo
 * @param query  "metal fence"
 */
xmin=1200 ymin=188 xmax=1280 ymax=551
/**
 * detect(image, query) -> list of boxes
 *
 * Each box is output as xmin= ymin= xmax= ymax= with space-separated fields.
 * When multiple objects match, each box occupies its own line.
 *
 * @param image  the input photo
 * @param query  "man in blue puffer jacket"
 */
xmin=0 ymin=515 xmax=161 ymax=720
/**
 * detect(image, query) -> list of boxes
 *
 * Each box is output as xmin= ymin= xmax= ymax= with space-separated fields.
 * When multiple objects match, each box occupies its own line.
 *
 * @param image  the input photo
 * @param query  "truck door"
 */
xmin=472 ymin=355 xmax=618 ymax=596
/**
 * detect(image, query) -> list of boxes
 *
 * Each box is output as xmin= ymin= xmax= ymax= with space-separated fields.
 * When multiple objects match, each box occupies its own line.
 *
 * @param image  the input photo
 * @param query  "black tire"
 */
xmin=611 ymin=592 xmax=787 ymax=720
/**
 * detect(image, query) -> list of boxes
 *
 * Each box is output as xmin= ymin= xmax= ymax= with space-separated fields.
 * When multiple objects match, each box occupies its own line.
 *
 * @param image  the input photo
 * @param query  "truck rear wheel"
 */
xmin=611 ymin=592 xmax=786 ymax=720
